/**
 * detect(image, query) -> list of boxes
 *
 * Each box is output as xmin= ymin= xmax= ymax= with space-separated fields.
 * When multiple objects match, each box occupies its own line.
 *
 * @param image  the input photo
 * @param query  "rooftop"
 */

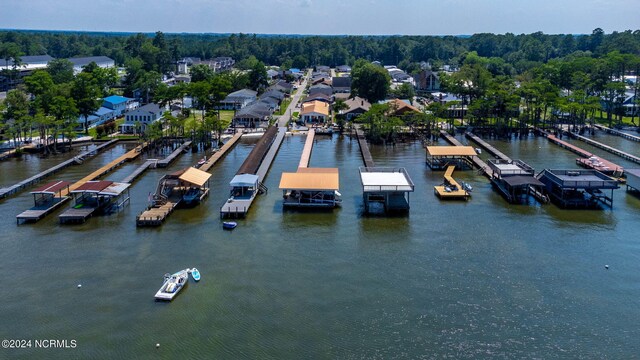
xmin=359 ymin=167 xmax=415 ymax=192
xmin=427 ymin=146 xmax=477 ymax=157
xmin=301 ymin=101 xmax=329 ymax=116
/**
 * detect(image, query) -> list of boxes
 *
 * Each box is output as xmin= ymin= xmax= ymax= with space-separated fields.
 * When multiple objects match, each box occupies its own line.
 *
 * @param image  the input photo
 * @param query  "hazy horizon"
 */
xmin=1 ymin=0 xmax=638 ymax=36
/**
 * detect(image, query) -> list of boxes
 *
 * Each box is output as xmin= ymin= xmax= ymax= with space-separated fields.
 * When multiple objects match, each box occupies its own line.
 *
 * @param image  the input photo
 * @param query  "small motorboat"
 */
xmin=155 ymin=269 xmax=189 ymax=301
xmin=223 ymin=221 xmax=237 ymax=230
xmin=461 ymin=182 xmax=473 ymax=192
xmin=190 ymin=268 xmax=200 ymax=282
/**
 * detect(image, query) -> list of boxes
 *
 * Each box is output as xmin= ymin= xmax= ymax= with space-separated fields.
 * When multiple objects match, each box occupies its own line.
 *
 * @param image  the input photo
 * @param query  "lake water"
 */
xmin=0 ymin=132 xmax=639 ymax=359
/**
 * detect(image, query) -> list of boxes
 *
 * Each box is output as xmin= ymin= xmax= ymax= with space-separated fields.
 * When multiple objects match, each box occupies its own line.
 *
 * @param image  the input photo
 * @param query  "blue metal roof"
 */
xmin=103 ymin=95 xmax=130 ymax=105
xmin=95 ymin=107 xmax=115 ymax=116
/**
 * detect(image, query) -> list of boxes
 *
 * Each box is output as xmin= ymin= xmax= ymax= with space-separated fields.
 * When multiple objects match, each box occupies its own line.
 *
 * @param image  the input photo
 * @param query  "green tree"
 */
xmin=248 ymin=60 xmax=268 ymax=92
xmin=47 ymin=58 xmax=74 ymax=84
xmin=71 ymin=72 xmax=101 ymax=134
xmin=190 ymin=64 xmax=215 ymax=83
xmin=351 ymin=59 xmax=391 ymax=103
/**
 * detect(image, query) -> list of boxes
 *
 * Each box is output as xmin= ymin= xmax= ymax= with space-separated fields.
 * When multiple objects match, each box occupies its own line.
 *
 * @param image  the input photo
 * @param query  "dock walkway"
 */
xmin=256 ymin=127 xmax=287 ymax=183
xmin=199 ymin=133 xmax=242 ymax=172
xmin=594 ymin=124 xmax=640 ymax=143
xmin=298 ymin=129 xmax=315 ymax=168
xmin=434 ymin=165 xmax=471 ymax=199
xmin=563 ymin=129 xmax=640 ymax=165
xmin=440 ymin=130 xmax=489 ymax=175
xmin=465 ymin=132 xmax=511 ymax=161
xmin=356 ymin=128 xmax=375 ymax=167
xmin=135 ymin=201 xmax=179 ymax=226
xmin=121 ymin=141 xmax=192 ymax=184
xmin=0 ymin=139 xmax=118 ymax=199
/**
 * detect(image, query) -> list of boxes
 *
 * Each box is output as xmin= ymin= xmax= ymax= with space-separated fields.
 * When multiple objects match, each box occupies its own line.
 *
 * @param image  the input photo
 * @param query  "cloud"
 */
xmin=299 ymin=0 xmax=312 ymax=7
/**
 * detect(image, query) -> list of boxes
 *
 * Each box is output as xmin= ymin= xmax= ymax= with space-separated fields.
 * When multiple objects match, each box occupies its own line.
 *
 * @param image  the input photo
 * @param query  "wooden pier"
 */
xmin=199 ymin=133 xmax=243 ymax=172
xmin=439 ymin=130 xmax=490 ymax=175
xmin=593 ymin=124 xmax=640 ymax=143
xmin=256 ymin=127 xmax=287 ymax=183
xmin=121 ymin=141 xmax=192 ymax=184
xmin=136 ymin=201 xmax=179 ymax=226
xmin=0 ymin=139 xmax=118 ymax=199
xmin=465 ymin=132 xmax=511 ymax=161
xmin=541 ymin=131 xmax=624 ymax=175
xmin=356 ymin=128 xmax=375 ymax=167
xmin=298 ymin=129 xmax=315 ymax=168
xmin=434 ymin=165 xmax=471 ymax=200
xmin=562 ymin=129 xmax=640 ymax=165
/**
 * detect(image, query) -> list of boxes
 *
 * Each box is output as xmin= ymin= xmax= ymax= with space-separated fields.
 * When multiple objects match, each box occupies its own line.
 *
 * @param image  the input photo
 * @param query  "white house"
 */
xmin=120 ymin=103 xmax=165 ymax=133
xmin=219 ymin=89 xmax=258 ymax=110
xmin=67 ymin=56 xmax=115 ymax=74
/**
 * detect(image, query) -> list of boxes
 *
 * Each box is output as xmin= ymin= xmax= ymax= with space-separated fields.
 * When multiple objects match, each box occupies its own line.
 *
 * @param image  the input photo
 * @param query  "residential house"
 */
xmin=103 ymin=95 xmax=134 ymax=116
xmin=301 ymin=93 xmax=333 ymax=104
xmin=120 ymin=103 xmax=165 ymax=133
xmin=385 ymin=99 xmax=422 ymax=116
xmin=77 ymin=107 xmax=116 ymax=130
xmin=300 ymin=100 xmax=330 ymax=124
xmin=67 ymin=56 xmax=115 ymax=74
xmin=270 ymin=80 xmax=293 ymax=94
xmin=309 ymin=84 xmax=333 ymax=97
xmin=414 ymin=70 xmax=440 ymax=92
xmin=316 ymin=65 xmax=331 ymax=73
xmin=266 ymin=69 xmax=280 ymax=79
xmin=336 ymin=65 xmax=351 ymax=73
xmin=341 ymin=97 xmax=371 ymax=120
xmin=0 ymin=55 xmax=53 ymax=71
xmin=219 ymin=89 xmax=258 ymax=110
xmin=233 ymin=102 xmax=273 ymax=128
xmin=261 ymin=90 xmax=285 ymax=103
xmin=331 ymin=77 xmax=351 ymax=93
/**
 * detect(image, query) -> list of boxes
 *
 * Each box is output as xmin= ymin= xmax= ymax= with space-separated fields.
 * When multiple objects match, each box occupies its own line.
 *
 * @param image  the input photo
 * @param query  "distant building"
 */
xmin=75 ymin=95 xmax=135 ymax=129
xmin=67 ymin=56 xmax=115 ymax=74
xmin=181 ymin=57 xmax=235 ymax=74
xmin=414 ymin=70 xmax=440 ymax=92
xmin=336 ymin=65 xmax=351 ymax=73
xmin=120 ymin=103 xmax=164 ymax=133
xmin=0 ymin=55 xmax=54 ymax=71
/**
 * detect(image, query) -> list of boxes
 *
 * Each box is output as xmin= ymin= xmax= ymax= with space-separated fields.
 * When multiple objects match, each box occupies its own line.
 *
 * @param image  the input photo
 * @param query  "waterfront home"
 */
xmin=385 ymin=99 xmax=422 ymax=116
xmin=270 ymin=81 xmax=293 ymax=94
xmin=300 ymin=101 xmax=330 ymax=124
xmin=120 ymin=103 xmax=164 ymax=134
xmin=341 ymin=97 xmax=371 ymax=120
xmin=233 ymin=102 xmax=273 ymax=128
xmin=219 ymin=89 xmax=258 ymax=110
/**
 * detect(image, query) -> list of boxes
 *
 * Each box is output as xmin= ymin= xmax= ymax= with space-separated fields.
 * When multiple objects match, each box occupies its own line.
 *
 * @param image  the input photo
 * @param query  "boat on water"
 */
xmin=154 ymin=269 xmax=189 ymax=301
xmin=461 ymin=182 xmax=473 ymax=192
xmin=223 ymin=221 xmax=237 ymax=230
xmin=182 ymin=187 xmax=203 ymax=207
xmin=190 ymin=268 xmax=200 ymax=281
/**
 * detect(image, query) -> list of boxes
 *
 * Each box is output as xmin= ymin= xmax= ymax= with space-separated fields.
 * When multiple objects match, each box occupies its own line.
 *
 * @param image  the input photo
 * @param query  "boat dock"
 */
xmin=593 ymin=124 xmax=640 ymax=143
xmin=356 ymin=128 xmax=375 ymax=167
xmin=16 ymin=181 xmax=72 ymax=224
xmin=298 ymin=129 xmax=315 ymax=168
xmin=561 ymin=129 xmax=640 ymax=166
xmin=540 ymin=131 xmax=624 ymax=175
xmin=121 ymin=141 xmax=192 ymax=184
xmin=59 ymin=181 xmax=131 ymax=224
xmin=434 ymin=165 xmax=470 ymax=200
xmin=220 ymin=126 xmax=282 ymax=218
xmin=0 ymin=139 xmax=118 ymax=199
xmin=439 ymin=130 xmax=489 ymax=174
xmin=199 ymin=132 xmax=243 ymax=172
xmin=465 ymin=132 xmax=511 ymax=161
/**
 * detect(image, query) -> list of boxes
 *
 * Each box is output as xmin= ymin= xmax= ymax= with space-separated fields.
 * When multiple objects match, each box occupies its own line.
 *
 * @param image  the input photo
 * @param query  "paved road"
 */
xmin=277 ymin=70 xmax=311 ymax=127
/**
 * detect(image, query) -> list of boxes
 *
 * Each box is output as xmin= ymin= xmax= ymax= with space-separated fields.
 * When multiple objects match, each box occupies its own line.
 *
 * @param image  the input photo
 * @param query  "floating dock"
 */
xmin=593 ymin=124 xmax=640 ymax=143
xmin=16 ymin=181 xmax=72 ymax=224
xmin=220 ymin=127 xmax=284 ymax=218
xmin=0 ymin=139 xmax=118 ymax=199
xmin=136 ymin=167 xmax=211 ymax=226
xmin=434 ymin=165 xmax=470 ymax=200
xmin=356 ymin=128 xmax=375 ymax=167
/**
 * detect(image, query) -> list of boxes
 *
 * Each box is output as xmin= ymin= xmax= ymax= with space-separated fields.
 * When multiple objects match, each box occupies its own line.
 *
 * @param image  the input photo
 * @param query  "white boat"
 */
xmin=154 ymin=269 xmax=189 ymax=301
xmin=190 ymin=268 xmax=200 ymax=281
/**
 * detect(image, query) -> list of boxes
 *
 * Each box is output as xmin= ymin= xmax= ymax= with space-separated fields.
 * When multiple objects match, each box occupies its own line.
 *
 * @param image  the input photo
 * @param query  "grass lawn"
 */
xmin=275 ymin=99 xmax=291 ymax=115
xmin=219 ymin=110 xmax=234 ymax=124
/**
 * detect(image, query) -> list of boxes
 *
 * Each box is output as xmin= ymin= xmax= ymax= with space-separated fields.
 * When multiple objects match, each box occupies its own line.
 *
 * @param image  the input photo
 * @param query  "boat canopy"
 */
xmin=31 ymin=180 xmax=72 ymax=194
xmin=230 ymin=174 xmax=259 ymax=187
xmin=178 ymin=167 xmax=211 ymax=187
xmin=426 ymin=146 xmax=477 ymax=157
xmin=279 ymin=171 xmax=339 ymax=191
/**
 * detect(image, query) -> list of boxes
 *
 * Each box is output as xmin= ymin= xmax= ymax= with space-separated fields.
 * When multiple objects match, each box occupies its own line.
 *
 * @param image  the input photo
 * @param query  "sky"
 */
xmin=1 ymin=0 xmax=638 ymax=35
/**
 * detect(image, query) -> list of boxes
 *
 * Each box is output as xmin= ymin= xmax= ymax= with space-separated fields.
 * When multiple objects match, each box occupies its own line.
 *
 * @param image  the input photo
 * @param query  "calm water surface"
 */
xmin=0 ymin=133 xmax=639 ymax=359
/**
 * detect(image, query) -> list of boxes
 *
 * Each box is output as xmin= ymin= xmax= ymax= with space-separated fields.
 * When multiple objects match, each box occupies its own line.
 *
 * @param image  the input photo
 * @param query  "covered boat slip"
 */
xmin=625 ymin=169 xmax=640 ymax=193
xmin=537 ymin=169 xmax=619 ymax=208
xmin=136 ymin=167 xmax=211 ymax=226
xmin=434 ymin=165 xmax=470 ymax=200
xmin=279 ymin=168 xmax=341 ymax=208
xmin=426 ymin=146 xmax=478 ymax=170
xmin=220 ymin=174 xmax=260 ymax=218
xmin=59 ymin=180 xmax=131 ymax=224
xmin=16 ymin=181 xmax=72 ymax=224
xmin=488 ymin=159 xmax=547 ymax=204
xmin=359 ymin=167 xmax=415 ymax=213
